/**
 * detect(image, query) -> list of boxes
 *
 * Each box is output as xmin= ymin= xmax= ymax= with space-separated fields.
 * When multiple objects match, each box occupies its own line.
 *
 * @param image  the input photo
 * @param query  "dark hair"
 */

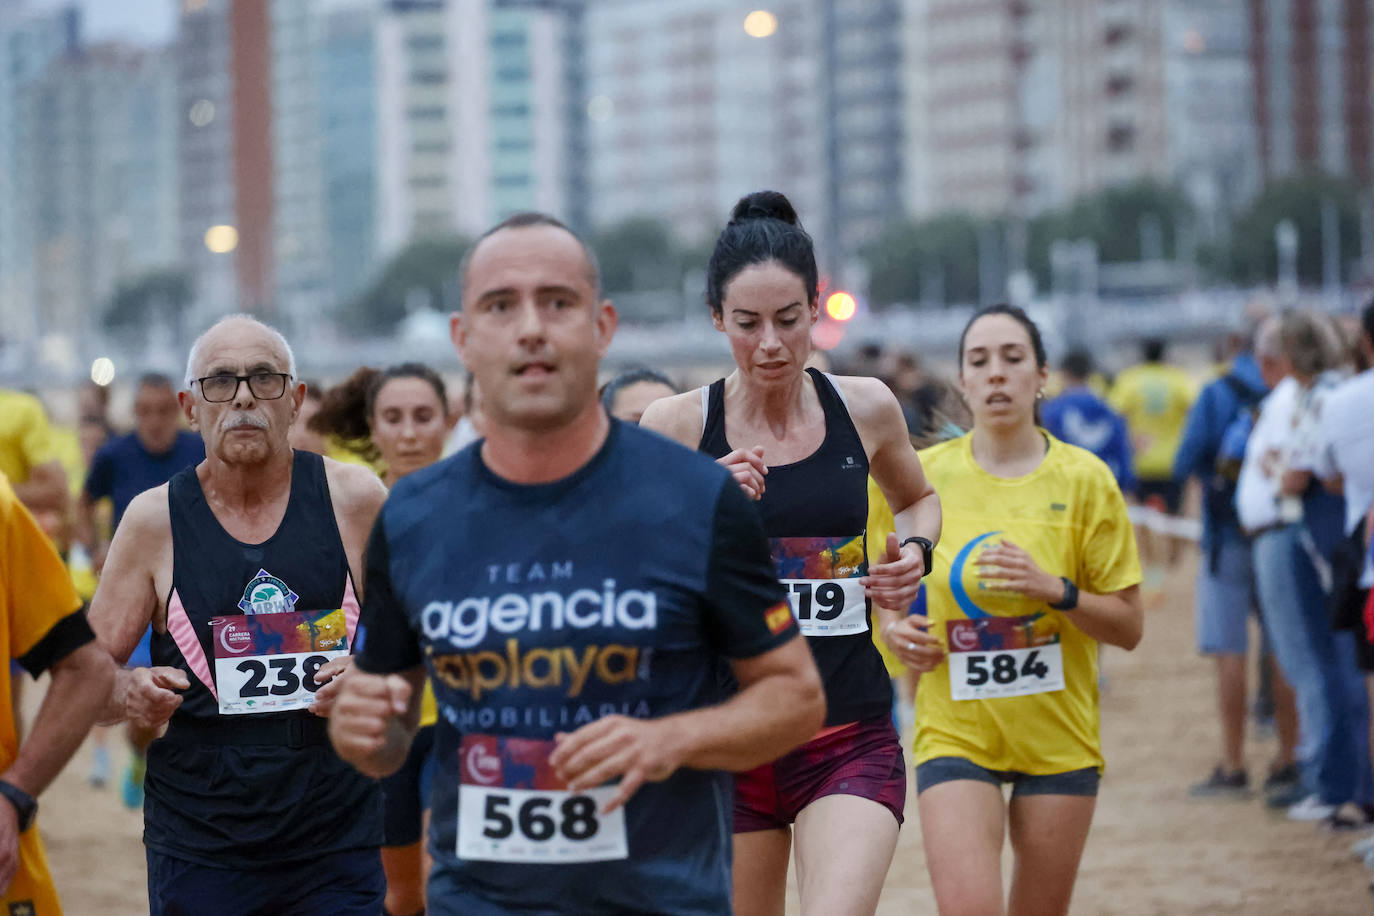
xmin=459 ymin=211 xmax=601 ymax=299
xmin=957 ymin=304 xmax=1048 ymax=370
xmin=1362 ymin=297 xmax=1374 ymax=344
xmin=706 ymin=191 xmax=818 ymax=317
xmin=308 ymin=363 xmax=448 ymax=460
xmin=600 ymin=368 xmax=678 ymax=412
xmin=137 ymin=372 xmax=174 ymax=391
xmin=1141 ymin=338 xmax=1167 ymax=363
xmin=1061 ymin=348 xmax=1094 ymax=381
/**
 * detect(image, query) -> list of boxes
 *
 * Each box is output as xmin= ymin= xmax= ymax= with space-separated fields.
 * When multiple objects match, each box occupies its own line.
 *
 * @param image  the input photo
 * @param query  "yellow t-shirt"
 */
xmin=0 ymin=391 xmax=57 ymax=485
xmin=1107 ymin=364 xmax=1195 ymax=481
xmin=866 ymin=477 xmax=904 ymax=678
xmin=1 ymin=473 xmax=84 ymax=913
xmin=913 ymin=433 xmax=1141 ymax=775
xmin=47 ymin=426 xmax=86 ymax=498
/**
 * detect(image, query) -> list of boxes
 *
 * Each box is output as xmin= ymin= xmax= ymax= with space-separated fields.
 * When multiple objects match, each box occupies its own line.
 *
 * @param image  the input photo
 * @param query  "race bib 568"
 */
xmin=946 ymin=615 xmax=1064 ymax=701
xmin=771 ymin=535 xmax=869 ymax=637
xmin=211 ymin=608 xmax=348 ymax=715
xmin=457 ymin=735 xmax=628 ymax=864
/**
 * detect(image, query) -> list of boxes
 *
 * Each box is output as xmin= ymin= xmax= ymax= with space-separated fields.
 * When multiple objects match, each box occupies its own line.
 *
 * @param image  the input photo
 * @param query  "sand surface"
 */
xmin=32 ymin=553 xmax=1373 ymax=914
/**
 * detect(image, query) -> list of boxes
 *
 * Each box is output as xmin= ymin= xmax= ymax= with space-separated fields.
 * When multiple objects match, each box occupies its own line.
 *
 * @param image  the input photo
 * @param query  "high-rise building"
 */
xmin=17 ymin=43 xmax=178 ymax=343
xmin=177 ymin=0 xmax=331 ymax=328
xmin=0 ymin=3 xmax=80 ymax=349
xmin=320 ymin=4 xmax=380 ymax=301
xmin=271 ymin=0 xmax=331 ymax=327
xmin=822 ymin=0 xmax=905 ymax=265
xmin=374 ymin=0 xmax=582 ymax=260
xmin=1248 ymin=0 xmax=1373 ymax=186
xmin=908 ymin=0 xmax=1264 ymax=225
xmin=584 ymin=0 xmax=828 ymax=251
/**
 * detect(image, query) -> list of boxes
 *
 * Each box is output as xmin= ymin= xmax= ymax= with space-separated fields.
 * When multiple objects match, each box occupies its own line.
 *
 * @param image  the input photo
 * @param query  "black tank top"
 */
xmin=700 ymin=368 xmax=892 ymax=725
xmin=144 ymin=450 xmax=381 ymax=868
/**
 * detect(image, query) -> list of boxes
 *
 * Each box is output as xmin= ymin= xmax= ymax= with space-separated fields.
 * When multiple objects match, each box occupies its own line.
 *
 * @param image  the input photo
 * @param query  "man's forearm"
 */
xmin=658 ymin=666 xmax=824 ymax=774
xmin=95 ymin=666 xmax=133 ymax=726
xmin=4 ymin=644 xmax=114 ymax=797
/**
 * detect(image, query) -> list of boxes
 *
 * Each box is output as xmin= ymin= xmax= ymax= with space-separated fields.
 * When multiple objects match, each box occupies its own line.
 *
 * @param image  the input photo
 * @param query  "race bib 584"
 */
xmin=946 ymin=614 xmax=1064 ymax=701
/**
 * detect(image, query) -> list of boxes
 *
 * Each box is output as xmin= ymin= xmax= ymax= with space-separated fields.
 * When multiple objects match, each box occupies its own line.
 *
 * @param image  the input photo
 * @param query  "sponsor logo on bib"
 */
xmin=237 ymin=569 xmax=299 ymax=615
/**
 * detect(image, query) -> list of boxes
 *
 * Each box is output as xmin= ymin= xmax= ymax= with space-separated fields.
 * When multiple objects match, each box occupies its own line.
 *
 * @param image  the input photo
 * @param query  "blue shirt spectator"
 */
xmin=1172 ymin=352 xmax=1268 ymax=552
xmin=1043 ymin=349 xmax=1135 ymax=492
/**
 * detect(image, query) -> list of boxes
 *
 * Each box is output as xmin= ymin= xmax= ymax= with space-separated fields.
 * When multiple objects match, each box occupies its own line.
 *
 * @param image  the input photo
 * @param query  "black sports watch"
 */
xmin=1050 ymin=577 xmax=1079 ymax=611
xmin=899 ymin=536 xmax=934 ymax=574
xmin=0 ymin=780 xmax=36 ymax=832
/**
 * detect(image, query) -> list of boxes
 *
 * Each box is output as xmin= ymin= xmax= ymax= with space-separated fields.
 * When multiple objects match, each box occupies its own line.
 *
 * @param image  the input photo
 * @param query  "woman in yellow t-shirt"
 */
xmin=310 ymin=364 xmax=454 ymax=916
xmin=877 ymin=305 xmax=1143 ymax=916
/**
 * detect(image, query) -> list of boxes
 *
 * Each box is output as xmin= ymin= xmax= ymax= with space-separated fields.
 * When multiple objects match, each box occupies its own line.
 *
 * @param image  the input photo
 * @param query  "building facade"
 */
xmin=0 ymin=3 xmax=80 ymax=350
xmin=17 ymin=44 xmax=178 ymax=343
xmin=374 ymin=0 xmax=581 ymax=261
xmin=1249 ymin=0 xmax=1374 ymax=186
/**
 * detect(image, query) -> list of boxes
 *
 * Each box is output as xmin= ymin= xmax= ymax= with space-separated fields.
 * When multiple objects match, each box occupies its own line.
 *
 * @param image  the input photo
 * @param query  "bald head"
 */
xmin=185 ymin=315 xmax=297 ymax=389
xmin=458 ymin=212 xmax=601 ymax=306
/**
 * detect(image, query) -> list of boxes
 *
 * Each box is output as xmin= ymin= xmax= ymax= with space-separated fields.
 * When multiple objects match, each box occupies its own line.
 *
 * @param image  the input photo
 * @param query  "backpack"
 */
xmin=1205 ymin=374 xmax=1265 ymax=526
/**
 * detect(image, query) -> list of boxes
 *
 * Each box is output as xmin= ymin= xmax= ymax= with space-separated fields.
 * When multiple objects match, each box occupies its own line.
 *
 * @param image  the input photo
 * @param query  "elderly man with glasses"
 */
xmin=87 ymin=314 xmax=391 ymax=916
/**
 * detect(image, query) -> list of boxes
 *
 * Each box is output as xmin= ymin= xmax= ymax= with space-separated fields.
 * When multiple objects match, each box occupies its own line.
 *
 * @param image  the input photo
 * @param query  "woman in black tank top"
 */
xmin=641 ymin=191 xmax=942 ymax=916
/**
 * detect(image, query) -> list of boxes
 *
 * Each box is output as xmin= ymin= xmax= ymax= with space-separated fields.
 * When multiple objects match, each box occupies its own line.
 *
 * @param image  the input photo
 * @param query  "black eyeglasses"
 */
xmin=194 ymin=372 xmax=292 ymax=403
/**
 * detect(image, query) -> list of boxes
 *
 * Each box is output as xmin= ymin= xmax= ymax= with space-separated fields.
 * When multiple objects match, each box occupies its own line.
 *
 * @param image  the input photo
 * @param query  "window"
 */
xmin=409 ymin=69 xmax=447 ymax=85
xmin=408 ymin=105 xmax=445 ymax=120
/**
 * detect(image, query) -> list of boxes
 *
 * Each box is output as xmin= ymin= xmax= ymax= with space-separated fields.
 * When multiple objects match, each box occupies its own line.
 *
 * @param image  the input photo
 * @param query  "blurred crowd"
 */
xmin=3 ymin=298 xmax=1373 ymax=893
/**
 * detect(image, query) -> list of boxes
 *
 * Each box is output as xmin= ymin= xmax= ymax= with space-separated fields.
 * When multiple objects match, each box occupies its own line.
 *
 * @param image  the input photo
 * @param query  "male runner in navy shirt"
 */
xmin=330 ymin=213 xmax=825 ymax=915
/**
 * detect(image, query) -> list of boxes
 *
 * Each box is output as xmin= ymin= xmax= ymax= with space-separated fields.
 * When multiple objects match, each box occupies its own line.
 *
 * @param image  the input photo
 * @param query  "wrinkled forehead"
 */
xmin=194 ymin=325 xmax=291 ymax=377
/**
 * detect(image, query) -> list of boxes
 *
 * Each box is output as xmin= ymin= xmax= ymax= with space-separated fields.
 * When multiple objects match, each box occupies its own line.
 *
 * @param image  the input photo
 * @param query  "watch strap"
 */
xmin=1049 ymin=576 xmax=1079 ymax=611
xmin=899 ymin=536 xmax=934 ymax=573
xmin=0 ymin=780 xmax=36 ymax=832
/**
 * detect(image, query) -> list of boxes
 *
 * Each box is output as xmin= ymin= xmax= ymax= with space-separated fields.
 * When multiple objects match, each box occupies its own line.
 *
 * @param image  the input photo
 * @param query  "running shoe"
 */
xmin=1287 ymin=794 xmax=1337 ymax=821
xmin=1266 ymin=781 xmax=1308 ymax=810
xmin=87 ymin=745 xmax=110 ymax=789
xmin=1324 ymin=803 xmax=1374 ymax=832
xmin=1188 ymin=766 xmax=1251 ymax=799
xmin=121 ymin=753 xmax=146 ymax=810
xmin=1263 ymin=762 xmax=1300 ymax=794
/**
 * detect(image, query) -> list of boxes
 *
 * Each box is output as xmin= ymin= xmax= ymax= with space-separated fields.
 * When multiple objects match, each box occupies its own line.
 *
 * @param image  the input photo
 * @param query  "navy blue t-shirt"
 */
xmin=357 ymin=421 xmax=795 ymax=915
xmin=84 ymin=430 xmax=204 ymax=528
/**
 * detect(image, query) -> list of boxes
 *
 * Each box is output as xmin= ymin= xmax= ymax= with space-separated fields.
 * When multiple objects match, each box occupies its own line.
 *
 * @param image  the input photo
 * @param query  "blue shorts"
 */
xmin=382 ymin=724 xmax=436 ymax=847
xmin=915 ymin=756 xmax=1100 ymax=798
xmin=147 ymin=846 xmax=383 ymax=916
xmin=127 ymin=625 xmax=153 ymax=668
xmin=1196 ymin=534 xmax=1255 ymax=655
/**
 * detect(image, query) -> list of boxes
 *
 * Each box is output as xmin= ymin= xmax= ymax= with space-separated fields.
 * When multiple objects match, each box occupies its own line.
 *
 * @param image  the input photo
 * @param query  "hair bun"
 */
xmin=729 ymin=190 xmax=799 ymax=227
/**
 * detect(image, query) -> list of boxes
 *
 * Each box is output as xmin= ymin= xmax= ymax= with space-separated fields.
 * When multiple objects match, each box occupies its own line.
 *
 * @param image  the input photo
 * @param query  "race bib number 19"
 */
xmin=772 ymin=535 xmax=869 ymax=637
xmin=457 ymin=735 xmax=628 ymax=864
xmin=212 ymin=609 xmax=348 ymax=715
xmin=946 ymin=616 xmax=1065 ymax=701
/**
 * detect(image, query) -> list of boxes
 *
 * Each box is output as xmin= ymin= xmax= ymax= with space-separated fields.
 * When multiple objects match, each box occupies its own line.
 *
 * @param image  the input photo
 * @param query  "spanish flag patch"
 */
xmin=764 ymin=601 xmax=794 ymax=635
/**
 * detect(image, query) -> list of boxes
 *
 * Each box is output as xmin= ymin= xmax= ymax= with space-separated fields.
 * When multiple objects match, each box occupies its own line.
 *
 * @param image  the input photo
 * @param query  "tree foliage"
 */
xmin=103 ymin=269 xmax=194 ymax=331
xmin=1225 ymin=173 xmax=1361 ymax=285
xmin=589 ymin=217 xmax=680 ymax=295
xmin=862 ymin=213 xmax=983 ymax=307
xmin=341 ymin=235 xmax=469 ymax=333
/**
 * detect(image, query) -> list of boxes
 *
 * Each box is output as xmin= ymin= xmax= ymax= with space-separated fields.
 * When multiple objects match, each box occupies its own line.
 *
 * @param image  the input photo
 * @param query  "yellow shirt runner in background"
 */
xmin=1108 ymin=363 xmax=1195 ymax=481
xmin=0 ymin=390 xmax=58 ymax=485
xmin=914 ymin=433 xmax=1141 ymax=775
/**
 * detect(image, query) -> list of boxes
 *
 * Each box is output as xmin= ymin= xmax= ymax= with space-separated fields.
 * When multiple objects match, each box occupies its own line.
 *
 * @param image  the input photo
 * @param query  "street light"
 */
xmin=744 ymin=10 xmax=778 ymax=38
xmin=825 ymin=291 xmax=857 ymax=322
xmin=205 ymin=224 xmax=239 ymax=254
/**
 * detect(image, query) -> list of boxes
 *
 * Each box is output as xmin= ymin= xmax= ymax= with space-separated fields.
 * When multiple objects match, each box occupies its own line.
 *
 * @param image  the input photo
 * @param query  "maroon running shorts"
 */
xmin=734 ymin=714 xmax=906 ymax=832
